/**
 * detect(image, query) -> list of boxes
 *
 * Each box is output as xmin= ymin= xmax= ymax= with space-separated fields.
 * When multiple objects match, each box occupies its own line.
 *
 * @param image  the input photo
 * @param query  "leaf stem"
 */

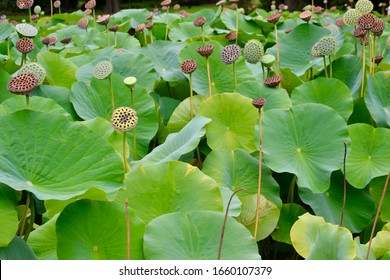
xmin=340 ymin=143 xmax=347 ymax=227
xmin=18 ymin=192 xmax=30 ymax=237
xmin=130 ymin=87 xmax=137 ymax=160
xmin=274 ymin=23 xmax=280 ymax=75
xmin=165 ymin=7 xmax=170 ymax=41
xmin=360 ymin=43 xmax=366 ymax=98
xmin=201 ymin=26 xmax=205 ymax=43
xmin=323 ymin=56 xmax=328 ymax=78
xmin=123 ymin=132 xmax=130 ymax=173
xmin=24 ymin=194 xmax=35 ymax=241
xmin=125 ymin=198 xmax=131 ymax=260
xmin=106 ymin=26 xmax=110 ymax=47
xmin=329 ymin=55 xmax=332 ymax=78
xmin=26 ymin=95 xmax=30 ymax=109
xmin=235 ymin=6 xmax=239 ymax=44
xmin=50 ymin=0 xmax=53 ymax=17
xmin=254 ymin=109 xmax=263 ymax=240
xmin=218 ymin=188 xmax=247 ymax=260
xmin=109 ymin=75 xmax=114 ymax=111
xmin=206 ymin=57 xmax=212 ymax=97
xmin=287 ymin=175 xmax=297 ymax=203
xmin=6 ymin=38 xmax=10 ymax=60
xmin=233 ymin=62 xmax=237 ymax=89
xmin=366 ymin=171 xmax=390 ymax=260
xmin=189 ymin=73 xmax=194 ymax=119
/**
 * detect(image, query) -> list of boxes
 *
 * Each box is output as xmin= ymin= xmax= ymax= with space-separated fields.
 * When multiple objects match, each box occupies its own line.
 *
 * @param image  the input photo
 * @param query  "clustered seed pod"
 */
xmin=313 ymin=6 xmax=323 ymax=14
xmin=16 ymin=37 xmax=34 ymax=54
xmin=84 ymin=9 xmax=92 ymax=15
xmin=96 ymin=14 xmax=110 ymax=26
xmin=61 ymin=37 xmax=72 ymax=44
xmin=252 ymin=98 xmax=266 ymax=110
xmin=19 ymin=62 xmax=46 ymax=85
xmin=266 ymin=13 xmax=281 ymax=24
xmin=220 ymin=44 xmax=241 ymax=64
xmin=315 ymin=36 xmax=337 ymax=56
xmin=324 ymin=23 xmax=338 ymax=33
xmin=33 ymin=5 xmax=41 ymax=14
xmin=16 ymin=0 xmax=34 ymax=9
xmin=225 ymin=32 xmax=237 ymax=41
xmin=135 ymin=23 xmax=145 ymax=32
xmin=216 ymin=0 xmax=226 ymax=6
xmin=93 ymin=60 xmax=113 ymax=80
xmin=371 ymin=19 xmax=384 ymax=36
xmin=111 ymin=107 xmax=138 ymax=132
xmin=145 ymin=22 xmax=154 ymax=30
xmin=359 ymin=36 xmax=369 ymax=46
xmin=180 ymin=59 xmax=198 ymax=74
xmin=197 ymin=45 xmax=215 ymax=58
xmin=264 ymin=76 xmax=281 ymax=88
xmin=357 ymin=13 xmax=377 ymax=30
xmin=375 ymin=56 xmax=383 ymax=65
xmin=109 ymin=24 xmax=119 ymax=32
xmin=299 ymin=10 xmax=312 ymax=22
xmin=180 ymin=10 xmax=190 ymax=18
xmin=145 ymin=12 xmax=154 ymax=21
xmin=243 ymin=39 xmax=264 ymax=64
xmin=173 ymin=4 xmax=180 ymax=10
xmin=311 ymin=43 xmax=323 ymax=57
xmin=343 ymin=9 xmax=362 ymax=27
xmin=42 ymin=36 xmax=57 ymax=46
xmin=194 ymin=16 xmax=206 ymax=27
xmin=355 ymin=0 xmax=373 ymax=15
xmin=7 ymin=73 xmax=38 ymax=96
xmin=353 ymin=28 xmax=367 ymax=38
xmin=85 ymin=0 xmax=96 ymax=9
xmin=77 ymin=18 xmax=89 ymax=29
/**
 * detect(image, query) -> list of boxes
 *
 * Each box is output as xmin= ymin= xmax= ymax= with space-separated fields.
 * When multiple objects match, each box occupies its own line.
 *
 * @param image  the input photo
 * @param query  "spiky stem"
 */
xmin=360 ymin=43 xmax=366 ymax=98
xmin=233 ymin=62 xmax=237 ymax=89
xmin=218 ymin=188 xmax=247 ymax=260
xmin=165 ymin=7 xmax=170 ymax=40
xmin=123 ymin=132 xmax=130 ymax=173
xmin=125 ymin=198 xmax=131 ymax=260
xmin=366 ymin=171 xmax=390 ymax=260
xmin=340 ymin=143 xmax=347 ymax=227
xmin=189 ymin=73 xmax=194 ymax=119
xmin=206 ymin=57 xmax=212 ymax=97
xmin=254 ymin=108 xmax=263 ymax=240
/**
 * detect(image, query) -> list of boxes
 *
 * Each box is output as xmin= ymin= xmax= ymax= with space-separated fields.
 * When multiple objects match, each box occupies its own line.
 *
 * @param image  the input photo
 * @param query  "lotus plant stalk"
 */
xmin=109 ymin=76 xmax=114 ymax=111
xmin=50 ymin=0 xmax=53 ymax=17
xmin=366 ymin=171 xmax=390 ymax=260
xmin=18 ymin=192 xmax=30 ymax=237
xmin=329 ymin=55 xmax=333 ymax=78
xmin=218 ymin=188 xmax=247 ymax=260
xmin=340 ymin=143 xmax=347 ymax=227
xmin=287 ymin=175 xmax=297 ymax=203
xmin=220 ymin=44 xmax=241 ymax=89
xmin=28 ymin=6 xmax=32 ymax=24
xmin=234 ymin=4 xmax=239 ymax=44
xmin=125 ymin=198 xmax=131 ymax=260
xmin=124 ymin=77 xmax=138 ymax=160
xmin=197 ymin=45 xmax=215 ymax=97
xmin=252 ymin=98 xmax=266 ymax=241
xmin=111 ymin=107 xmax=138 ymax=172
xmin=93 ymin=60 xmax=114 ymax=109
xmin=194 ymin=17 xmax=206 ymax=43
xmin=6 ymin=38 xmax=11 ymax=60
xmin=360 ymin=42 xmax=366 ymax=98
xmin=180 ymin=60 xmax=197 ymax=119
xmin=7 ymin=72 xmax=39 ymax=110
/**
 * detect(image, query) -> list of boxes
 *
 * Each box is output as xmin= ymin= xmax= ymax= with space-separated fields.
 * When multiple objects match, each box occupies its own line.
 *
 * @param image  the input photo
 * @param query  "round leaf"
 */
xmin=0 ymin=236 xmax=37 ymax=260
xmin=0 ymin=110 xmax=123 ymax=200
xmin=56 ymin=200 xmax=145 ymax=260
xmin=365 ymin=72 xmax=390 ymax=127
xmin=369 ymin=176 xmax=390 ymax=222
xmin=346 ymin=124 xmax=390 ymax=188
xmin=291 ymin=77 xmax=353 ymax=122
xmin=116 ymin=161 xmax=223 ymax=224
xmin=262 ymin=104 xmax=350 ymax=193
xmin=0 ymin=192 xmax=18 ymax=247
xmin=198 ymin=92 xmax=258 ymax=152
xmin=143 ymin=211 xmax=261 ymax=260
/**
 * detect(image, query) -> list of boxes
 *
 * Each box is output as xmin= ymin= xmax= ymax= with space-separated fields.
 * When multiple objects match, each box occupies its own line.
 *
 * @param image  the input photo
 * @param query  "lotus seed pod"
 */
xmin=343 ymin=9 xmax=362 ymax=27
xmin=266 ymin=13 xmax=281 ymax=24
xmin=93 ymin=60 xmax=113 ymax=80
xmin=264 ymin=76 xmax=281 ymax=88
xmin=260 ymin=54 xmax=276 ymax=67
xmin=243 ymin=39 xmax=264 ymax=64
xmin=7 ymin=73 xmax=38 ymax=96
xmin=335 ymin=18 xmax=345 ymax=27
xmin=135 ymin=23 xmax=145 ymax=32
xmin=194 ymin=16 xmax=206 ymax=27
xmin=15 ymin=37 xmax=34 ymax=54
xmin=53 ymin=0 xmax=61 ymax=8
xmin=16 ymin=0 xmax=34 ymax=9
xmin=355 ymin=0 xmax=373 ymax=15
xmin=33 ymin=5 xmax=41 ymax=14
xmin=270 ymin=4 xmax=276 ymax=10
xmin=41 ymin=37 xmax=50 ymax=46
xmin=357 ymin=13 xmax=377 ymax=30
xmin=313 ymin=6 xmax=323 ymax=14
xmin=60 ymin=37 xmax=72 ymax=44
xmin=226 ymin=31 xmax=237 ymax=41
xmin=124 ymin=76 xmax=137 ymax=88
xmin=162 ymin=6 xmax=168 ymax=11
xmin=324 ymin=23 xmax=339 ymax=33
xmin=145 ymin=22 xmax=154 ymax=29
xmin=109 ymin=24 xmax=119 ymax=32
xmin=311 ymin=43 xmax=323 ymax=57
xmin=145 ymin=12 xmax=154 ymax=21
xmin=111 ymin=107 xmax=138 ymax=132
xmin=371 ymin=19 xmax=385 ymax=36
xmin=96 ymin=14 xmax=110 ymax=26
xmin=160 ymin=0 xmax=171 ymax=6
xmin=48 ymin=36 xmax=57 ymax=45
xmin=180 ymin=60 xmax=198 ymax=74
xmin=375 ymin=56 xmax=383 ymax=65
xmin=77 ymin=18 xmax=89 ymax=29
xmin=197 ymin=45 xmax=215 ymax=58
xmin=299 ymin=10 xmax=312 ymax=22
xmin=386 ymin=35 xmax=390 ymax=49
xmin=173 ymin=4 xmax=180 ymax=10
xmin=252 ymin=98 xmax=266 ymax=110
xmin=354 ymin=28 xmax=367 ymax=38
xmin=316 ymin=36 xmax=337 ymax=56
xmin=84 ymin=9 xmax=92 ymax=15
xmin=216 ymin=0 xmax=226 ymax=6
xmin=15 ymin=23 xmax=38 ymax=38
xmin=359 ymin=36 xmax=369 ymax=46
xmin=85 ymin=0 xmax=96 ymax=9
xmin=220 ymin=44 xmax=241 ymax=64
xmin=179 ymin=10 xmax=190 ymax=18
xmin=19 ymin=62 xmax=46 ymax=85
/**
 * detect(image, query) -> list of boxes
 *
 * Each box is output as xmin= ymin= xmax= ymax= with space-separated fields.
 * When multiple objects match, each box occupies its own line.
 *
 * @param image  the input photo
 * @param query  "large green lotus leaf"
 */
xmin=0 ymin=110 xmax=123 ymax=200
xmin=167 ymin=95 xmax=208 ymax=133
xmin=271 ymin=203 xmax=307 ymax=244
xmin=178 ymin=41 xmax=254 ymax=95
xmin=0 ymin=69 xmax=13 ymax=102
xmin=235 ymin=81 xmax=292 ymax=111
xmin=198 ymin=92 xmax=258 ymax=152
xmin=220 ymin=9 xmax=260 ymax=35
xmin=116 ymin=161 xmax=223 ymax=224
xmin=219 ymin=186 xmax=242 ymax=217
xmin=369 ymin=176 xmax=390 ymax=222
xmin=290 ymin=213 xmax=356 ymax=260
xmin=27 ymin=214 xmax=58 ymax=260
xmin=131 ymin=115 xmax=210 ymax=168
xmin=56 ymin=200 xmax=145 ymax=260
xmin=111 ymin=52 xmax=158 ymax=93
xmin=280 ymin=68 xmax=304 ymax=95
xmin=262 ymin=104 xmax=349 ymax=193
xmin=365 ymin=72 xmax=390 ymax=127
xmin=346 ymin=124 xmax=390 ymax=188
xmin=0 ymin=236 xmax=37 ymax=260
xmin=144 ymin=211 xmax=261 ymax=260
xmin=202 ymin=149 xmax=282 ymax=207
xmin=236 ymin=194 xmax=280 ymax=241
xmin=35 ymin=85 xmax=79 ymax=120
xmin=139 ymin=41 xmax=186 ymax=82
xmin=169 ymin=21 xmax=214 ymax=42
xmin=291 ymin=78 xmax=353 ymax=122
xmin=75 ymin=55 xmax=114 ymax=83
xmin=0 ymin=23 xmax=14 ymax=41
xmin=0 ymin=96 xmax=71 ymax=118
xmin=354 ymin=237 xmax=375 ymax=260
xmin=370 ymin=230 xmax=390 ymax=259
xmin=0 ymin=192 xmax=18 ymax=247
xmin=299 ymin=171 xmax=375 ymax=233
xmin=317 ymin=55 xmax=363 ymax=99
xmin=267 ymin=23 xmax=330 ymax=76
xmin=37 ymin=51 xmax=78 ymax=89
xmin=71 ymin=76 xmax=158 ymax=159
xmin=67 ymin=48 xmax=115 ymax=68
xmin=112 ymin=8 xmax=150 ymax=24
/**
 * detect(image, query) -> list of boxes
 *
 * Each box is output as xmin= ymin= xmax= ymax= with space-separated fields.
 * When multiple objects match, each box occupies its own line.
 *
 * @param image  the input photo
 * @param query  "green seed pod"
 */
xmin=343 ymin=9 xmax=362 ymax=27
xmin=316 ymin=36 xmax=337 ymax=56
xmin=355 ymin=0 xmax=373 ymax=15
xmin=243 ymin=39 xmax=264 ymax=64
xmin=93 ymin=60 xmax=113 ymax=80
xmin=19 ymin=62 xmax=46 ymax=85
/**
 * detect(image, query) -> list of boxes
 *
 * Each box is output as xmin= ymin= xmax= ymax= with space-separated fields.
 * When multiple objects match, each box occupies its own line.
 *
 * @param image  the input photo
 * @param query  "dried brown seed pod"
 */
xmin=335 ymin=18 xmax=345 ymax=27
xmin=197 ymin=45 xmax=215 ymax=58
xmin=145 ymin=22 xmax=154 ymax=29
xmin=77 ymin=18 xmax=89 ymax=29
xmin=266 ymin=13 xmax=281 ymax=24
xmin=194 ymin=16 xmax=206 ymax=27
xmin=375 ymin=55 xmax=383 ymax=65
xmin=60 ymin=37 xmax=72 ymax=44
xmin=173 ymin=4 xmax=180 ymax=10
xmin=371 ymin=19 xmax=385 ymax=36
xmin=160 ymin=0 xmax=171 ymax=6
xmin=109 ymin=24 xmax=119 ymax=32
xmin=135 ymin=23 xmax=145 ymax=32
xmin=96 ymin=14 xmax=110 ymax=26
xmin=264 ymin=76 xmax=281 ymax=88
xmin=285 ymin=28 xmax=293 ymax=34
xmin=85 ymin=0 xmax=96 ymax=9
xmin=16 ymin=37 xmax=34 ymax=54
xmin=220 ymin=44 xmax=241 ymax=64
xmin=354 ymin=28 xmax=367 ymax=38
xmin=357 ymin=13 xmax=377 ymax=30
xmin=7 ymin=73 xmax=38 ymax=96
xmin=225 ymin=31 xmax=237 ymax=41
xmin=53 ymin=0 xmax=61 ymax=8
xmin=16 ymin=0 xmax=34 ymax=9
xmin=41 ymin=37 xmax=50 ymax=46
xmin=299 ymin=10 xmax=312 ymax=22
xmin=180 ymin=59 xmax=198 ymax=74
xmin=179 ymin=10 xmax=190 ymax=18
xmin=252 ymin=98 xmax=266 ymax=110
